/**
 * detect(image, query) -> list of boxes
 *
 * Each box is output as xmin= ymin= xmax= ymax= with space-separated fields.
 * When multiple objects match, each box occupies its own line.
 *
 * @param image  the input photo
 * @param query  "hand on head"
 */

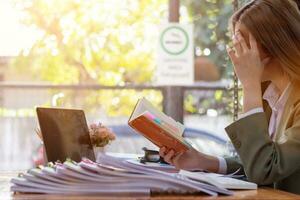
xmin=227 ymin=31 xmax=270 ymax=87
xmin=227 ymin=29 xmax=272 ymax=112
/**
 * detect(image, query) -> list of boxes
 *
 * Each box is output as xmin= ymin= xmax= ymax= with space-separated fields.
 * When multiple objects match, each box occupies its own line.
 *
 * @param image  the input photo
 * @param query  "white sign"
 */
xmin=156 ymin=23 xmax=194 ymax=85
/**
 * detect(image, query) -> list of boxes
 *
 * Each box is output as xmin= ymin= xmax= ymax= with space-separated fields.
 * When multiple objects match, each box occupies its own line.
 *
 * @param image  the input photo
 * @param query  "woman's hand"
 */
xmin=159 ymin=147 xmax=219 ymax=173
xmin=227 ymin=32 xmax=269 ymax=113
xmin=227 ymin=32 xmax=268 ymax=88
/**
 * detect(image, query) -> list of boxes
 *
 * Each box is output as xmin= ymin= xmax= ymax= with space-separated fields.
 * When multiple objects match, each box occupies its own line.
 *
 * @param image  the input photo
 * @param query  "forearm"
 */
xmin=242 ymin=83 xmax=263 ymax=113
xmin=197 ymin=152 xmax=219 ymax=173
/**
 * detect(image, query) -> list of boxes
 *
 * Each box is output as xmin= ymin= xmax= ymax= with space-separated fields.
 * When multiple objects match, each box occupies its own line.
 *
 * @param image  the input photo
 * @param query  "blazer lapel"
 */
xmin=275 ymin=80 xmax=300 ymax=142
xmin=261 ymin=81 xmax=272 ymax=124
xmin=263 ymin=99 xmax=272 ymax=125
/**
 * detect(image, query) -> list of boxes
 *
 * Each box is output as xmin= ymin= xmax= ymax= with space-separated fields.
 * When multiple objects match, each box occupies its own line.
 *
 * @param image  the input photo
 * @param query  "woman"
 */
xmin=159 ymin=0 xmax=300 ymax=194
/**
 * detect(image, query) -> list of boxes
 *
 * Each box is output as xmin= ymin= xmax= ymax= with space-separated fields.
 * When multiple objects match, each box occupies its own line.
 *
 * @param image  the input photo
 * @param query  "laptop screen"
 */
xmin=36 ymin=108 xmax=95 ymax=163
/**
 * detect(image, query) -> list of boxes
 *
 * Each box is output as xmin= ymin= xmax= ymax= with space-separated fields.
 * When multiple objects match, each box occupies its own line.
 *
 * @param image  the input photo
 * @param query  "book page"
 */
xmin=129 ymin=98 xmax=184 ymax=136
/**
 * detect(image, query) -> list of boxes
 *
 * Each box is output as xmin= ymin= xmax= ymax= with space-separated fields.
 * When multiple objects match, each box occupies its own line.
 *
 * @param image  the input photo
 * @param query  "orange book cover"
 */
xmin=128 ymin=114 xmax=190 ymax=153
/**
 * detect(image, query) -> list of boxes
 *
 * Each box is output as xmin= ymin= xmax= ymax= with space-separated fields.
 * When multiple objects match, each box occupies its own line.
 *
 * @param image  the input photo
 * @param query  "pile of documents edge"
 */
xmin=11 ymin=154 xmax=255 ymax=196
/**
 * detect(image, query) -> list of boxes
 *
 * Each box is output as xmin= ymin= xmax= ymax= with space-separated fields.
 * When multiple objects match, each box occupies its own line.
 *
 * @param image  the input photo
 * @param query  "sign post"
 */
xmin=156 ymin=23 xmax=194 ymax=85
xmin=160 ymin=0 xmax=189 ymax=123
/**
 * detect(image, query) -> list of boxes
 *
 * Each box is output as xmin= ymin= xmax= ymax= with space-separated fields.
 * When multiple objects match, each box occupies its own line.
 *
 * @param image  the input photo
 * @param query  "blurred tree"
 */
xmin=10 ymin=0 xmax=247 ymax=117
xmin=12 ymin=0 xmax=167 ymax=85
xmin=181 ymin=0 xmax=234 ymax=116
xmin=11 ymin=0 xmax=167 ymax=116
xmin=182 ymin=0 xmax=233 ymax=78
xmin=182 ymin=0 xmax=250 ymax=116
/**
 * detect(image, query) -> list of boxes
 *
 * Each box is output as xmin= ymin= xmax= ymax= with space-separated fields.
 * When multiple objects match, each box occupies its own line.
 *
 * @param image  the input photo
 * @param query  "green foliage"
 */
xmin=239 ymin=0 xmax=252 ymax=6
xmin=181 ymin=0 xmax=248 ymax=116
xmin=13 ymin=0 xmax=167 ymax=85
xmin=182 ymin=0 xmax=233 ymax=78
xmin=11 ymin=0 xmax=167 ymax=116
xmin=10 ymin=0 xmax=246 ymax=117
xmin=82 ymin=89 xmax=163 ymax=117
xmin=181 ymin=0 xmax=234 ymax=116
xmin=183 ymin=90 xmax=233 ymax=116
xmin=184 ymin=94 xmax=198 ymax=113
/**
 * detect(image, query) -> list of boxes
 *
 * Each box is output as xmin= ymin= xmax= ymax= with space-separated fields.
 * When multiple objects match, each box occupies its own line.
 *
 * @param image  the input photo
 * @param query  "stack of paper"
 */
xmin=179 ymin=170 xmax=257 ymax=190
xmin=11 ymin=154 xmax=234 ymax=196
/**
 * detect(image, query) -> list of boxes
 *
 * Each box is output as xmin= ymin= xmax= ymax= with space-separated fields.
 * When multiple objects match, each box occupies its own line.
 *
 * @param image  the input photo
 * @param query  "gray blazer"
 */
xmin=225 ymin=81 xmax=300 ymax=194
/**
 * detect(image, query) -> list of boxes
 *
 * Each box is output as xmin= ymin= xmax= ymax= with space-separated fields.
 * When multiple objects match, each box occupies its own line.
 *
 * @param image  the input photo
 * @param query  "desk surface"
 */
xmin=1 ymin=171 xmax=300 ymax=200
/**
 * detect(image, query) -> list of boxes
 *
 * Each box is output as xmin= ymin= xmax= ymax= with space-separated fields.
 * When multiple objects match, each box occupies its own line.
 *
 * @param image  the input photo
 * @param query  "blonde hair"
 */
xmin=230 ymin=0 xmax=300 ymax=80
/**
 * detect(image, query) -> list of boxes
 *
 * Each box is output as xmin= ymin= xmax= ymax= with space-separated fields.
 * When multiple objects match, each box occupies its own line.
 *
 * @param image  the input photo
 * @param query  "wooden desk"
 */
xmin=1 ymin=171 xmax=300 ymax=200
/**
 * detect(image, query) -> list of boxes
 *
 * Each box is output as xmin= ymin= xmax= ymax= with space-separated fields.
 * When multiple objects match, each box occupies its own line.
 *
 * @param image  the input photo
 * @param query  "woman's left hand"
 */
xmin=228 ymin=32 xmax=271 ymax=113
xmin=227 ymin=32 xmax=268 ymax=88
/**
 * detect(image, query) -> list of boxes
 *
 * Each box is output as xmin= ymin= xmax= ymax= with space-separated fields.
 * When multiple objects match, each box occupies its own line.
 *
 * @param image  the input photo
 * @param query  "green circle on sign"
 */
xmin=160 ymin=26 xmax=189 ymax=55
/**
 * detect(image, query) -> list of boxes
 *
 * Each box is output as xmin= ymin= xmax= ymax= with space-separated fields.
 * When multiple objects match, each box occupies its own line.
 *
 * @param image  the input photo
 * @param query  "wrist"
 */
xmin=197 ymin=152 xmax=219 ymax=173
xmin=242 ymin=81 xmax=261 ymax=91
xmin=242 ymin=83 xmax=263 ymax=113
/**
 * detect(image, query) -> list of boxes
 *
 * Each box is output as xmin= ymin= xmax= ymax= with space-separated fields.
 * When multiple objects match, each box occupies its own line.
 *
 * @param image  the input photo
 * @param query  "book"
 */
xmin=128 ymin=98 xmax=191 ymax=153
xmin=10 ymin=154 xmax=234 ymax=196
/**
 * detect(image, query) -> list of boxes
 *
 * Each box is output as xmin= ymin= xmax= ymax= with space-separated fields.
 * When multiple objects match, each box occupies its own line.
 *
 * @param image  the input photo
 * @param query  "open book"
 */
xmin=128 ymin=98 xmax=191 ymax=153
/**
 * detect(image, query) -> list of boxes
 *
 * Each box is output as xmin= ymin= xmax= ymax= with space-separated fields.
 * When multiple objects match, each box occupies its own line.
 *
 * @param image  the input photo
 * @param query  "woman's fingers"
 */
xmin=236 ymin=32 xmax=249 ymax=51
xmin=172 ymin=152 xmax=184 ymax=166
xmin=233 ymin=36 xmax=242 ymax=56
xmin=159 ymin=147 xmax=166 ymax=157
xmin=249 ymin=33 xmax=258 ymax=52
xmin=227 ymin=46 xmax=237 ymax=63
xmin=163 ymin=149 xmax=175 ymax=164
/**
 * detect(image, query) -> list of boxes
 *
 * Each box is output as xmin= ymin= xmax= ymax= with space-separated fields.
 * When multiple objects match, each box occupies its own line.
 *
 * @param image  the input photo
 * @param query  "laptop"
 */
xmin=36 ymin=107 xmax=95 ymax=163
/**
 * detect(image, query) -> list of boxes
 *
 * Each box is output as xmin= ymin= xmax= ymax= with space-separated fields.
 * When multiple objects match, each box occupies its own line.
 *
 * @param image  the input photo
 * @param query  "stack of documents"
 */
xmin=11 ymin=154 xmax=256 ymax=196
